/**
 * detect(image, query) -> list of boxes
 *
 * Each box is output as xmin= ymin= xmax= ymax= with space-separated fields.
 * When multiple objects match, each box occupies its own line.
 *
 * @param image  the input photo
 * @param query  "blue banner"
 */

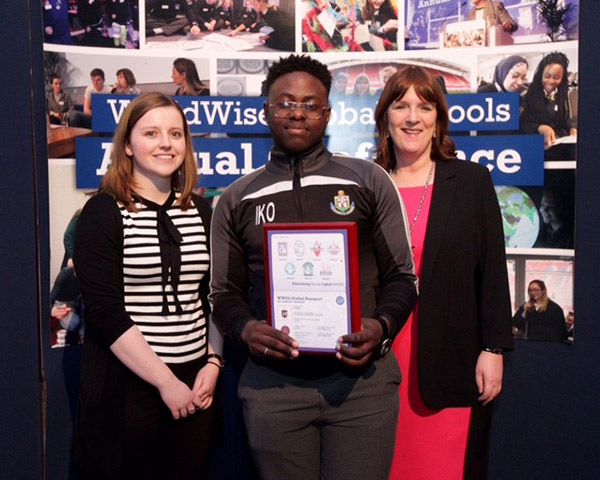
xmin=326 ymin=134 xmax=544 ymax=186
xmin=446 ymin=93 xmax=520 ymax=131
xmin=76 ymin=133 xmax=543 ymax=189
xmin=91 ymin=93 xmax=521 ymax=134
xmin=76 ymin=136 xmax=273 ymax=189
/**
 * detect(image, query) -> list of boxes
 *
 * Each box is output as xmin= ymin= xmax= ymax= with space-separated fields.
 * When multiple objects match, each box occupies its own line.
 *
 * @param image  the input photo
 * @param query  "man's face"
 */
xmin=264 ymin=71 xmax=330 ymax=155
xmin=51 ymin=78 xmax=62 ymax=95
xmin=380 ymin=67 xmax=396 ymax=85
xmin=255 ymin=0 xmax=268 ymax=13
xmin=91 ymin=75 xmax=105 ymax=91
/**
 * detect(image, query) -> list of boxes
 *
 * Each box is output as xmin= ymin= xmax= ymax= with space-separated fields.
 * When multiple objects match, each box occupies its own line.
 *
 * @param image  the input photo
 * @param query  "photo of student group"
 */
xmin=145 ymin=0 xmax=295 ymax=51
xmin=43 ymin=0 xmax=140 ymax=48
xmin=58 ymin=53 xmax=526 ymax=480
xmin=302 ymin=0 xmax=399 ymax=52
xmin=476 ymin=50 xmax=578 ymax=161
xmin=44 ymin=56 xmax=211 ymax=135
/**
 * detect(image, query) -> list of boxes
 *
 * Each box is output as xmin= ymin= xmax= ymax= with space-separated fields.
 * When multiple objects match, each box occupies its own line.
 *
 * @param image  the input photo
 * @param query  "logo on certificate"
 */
xmin=302 ymin=262 xmax=314 ymax=276
xmin=294 ymin=241 xmax=305 ymax=257
xmin=336 ymin=296 xmax=345 ymax=305
xmin=320 ymin=263 xmax=332 ymax=277
xmin=281 ymin=309 xmax=289 ymax=318
xmin=327 ymin=242 xmax=340 ymax=256
xmin=278 ymin=242 xmax=288 ymax=256
xmin=330 ymin=190 xmax=355 ymax=216
xmin=285 ymin=262 xmax=296 ymax=275
xmin=312 ymin=241 xmax=322 ymax=257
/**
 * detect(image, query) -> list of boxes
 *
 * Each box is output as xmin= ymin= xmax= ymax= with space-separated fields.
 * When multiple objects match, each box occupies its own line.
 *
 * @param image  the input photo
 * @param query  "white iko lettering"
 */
xmin=255 ymin=202 xmax=276 ymax=225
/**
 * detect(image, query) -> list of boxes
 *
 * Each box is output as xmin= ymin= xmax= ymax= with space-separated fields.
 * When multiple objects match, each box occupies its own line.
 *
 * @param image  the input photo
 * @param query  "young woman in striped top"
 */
xmin=73 ymin=92 xmax=222 ymax=479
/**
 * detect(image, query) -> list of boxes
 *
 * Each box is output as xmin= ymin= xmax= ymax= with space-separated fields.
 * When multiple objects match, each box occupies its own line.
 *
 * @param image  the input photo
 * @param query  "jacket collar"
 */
xmin=419 ymin=159 xmax=458 ymax=299
xmin=267 ymin=142 xmax=332 ymax=175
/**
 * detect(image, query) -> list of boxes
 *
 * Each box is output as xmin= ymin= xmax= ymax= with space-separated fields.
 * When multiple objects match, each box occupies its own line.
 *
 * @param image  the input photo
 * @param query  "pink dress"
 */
xmin=389 ymin=185 xmax=472 ymax=480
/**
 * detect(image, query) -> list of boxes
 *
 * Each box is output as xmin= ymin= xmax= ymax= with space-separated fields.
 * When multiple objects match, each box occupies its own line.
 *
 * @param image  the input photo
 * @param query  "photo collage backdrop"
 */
xmin=44 ymin=0 xmax=578 ymax=348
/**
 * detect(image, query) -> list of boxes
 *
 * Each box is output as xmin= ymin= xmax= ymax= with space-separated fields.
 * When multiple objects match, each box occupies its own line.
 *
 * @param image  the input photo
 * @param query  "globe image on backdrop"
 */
xmin=494 ymin=186 xmax=540 ymax=248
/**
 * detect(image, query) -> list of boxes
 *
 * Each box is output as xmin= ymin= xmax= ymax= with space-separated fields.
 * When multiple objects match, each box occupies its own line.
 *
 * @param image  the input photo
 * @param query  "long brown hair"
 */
xmin=374 ymin=66 xmax=455 ymax=172
xmin=100 ymin=92 xmax=198 ymax=211
xmin=528 ymin=279 xmax=549 ymax=312
xmin=173 ymin=58 xmax=209 ymax=96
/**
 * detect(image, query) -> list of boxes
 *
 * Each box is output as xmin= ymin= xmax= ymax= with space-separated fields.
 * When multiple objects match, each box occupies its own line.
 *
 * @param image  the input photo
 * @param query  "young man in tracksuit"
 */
xmin=210 ymin=54 xmax=417 ymax=480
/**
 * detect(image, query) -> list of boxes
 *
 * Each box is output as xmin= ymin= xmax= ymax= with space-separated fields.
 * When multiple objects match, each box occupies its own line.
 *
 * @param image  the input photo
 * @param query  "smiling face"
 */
xmin=264 ymin=71 xmax=330 ymax=155
xmin=539 ymin=190 xmax=564 ymax=228
xmin=387 ymin=86 xmax=437 ymax=165
xmin=125 ymin=106 xmax=186 ymax=192
xmin=503 ymin=62 xmax=528 ymax=93
xmin=371 ymin=0 xmax=384 ymax=9
xmin=542 ymin=63 xmax=564 ymax=96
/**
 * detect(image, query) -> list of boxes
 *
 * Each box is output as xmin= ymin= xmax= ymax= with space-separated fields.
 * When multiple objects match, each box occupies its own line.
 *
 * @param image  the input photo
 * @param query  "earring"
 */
xmin=433 ymin=130 xmax=437 ymax=139
xmin=386 ymin=130 xmax=390 ymax=138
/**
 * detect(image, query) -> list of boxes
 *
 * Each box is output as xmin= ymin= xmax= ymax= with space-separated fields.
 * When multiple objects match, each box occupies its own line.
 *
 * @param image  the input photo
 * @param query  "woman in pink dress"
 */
xmin=373 ymin=66 xmax=513 ymax=479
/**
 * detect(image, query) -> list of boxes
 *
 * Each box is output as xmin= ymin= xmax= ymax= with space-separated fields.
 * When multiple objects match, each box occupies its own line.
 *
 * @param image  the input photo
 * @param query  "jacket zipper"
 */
xmin=290 ymin=156 xmax=304 ymax=221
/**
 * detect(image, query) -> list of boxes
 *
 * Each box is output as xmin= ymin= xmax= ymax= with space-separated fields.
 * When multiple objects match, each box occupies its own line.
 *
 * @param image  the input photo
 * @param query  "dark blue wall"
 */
xmin=0 ymin=1 xmax=47 ymax=478
xmin=489 ymin=2 xmax=600 ymax=478
xmin=2 ymin=1 xmax=599 ymax=478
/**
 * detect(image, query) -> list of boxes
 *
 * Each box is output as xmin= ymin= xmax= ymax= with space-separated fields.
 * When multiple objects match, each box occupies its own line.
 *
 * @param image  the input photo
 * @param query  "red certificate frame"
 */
xmin=263 ymin=222 xmax=361 ymax=354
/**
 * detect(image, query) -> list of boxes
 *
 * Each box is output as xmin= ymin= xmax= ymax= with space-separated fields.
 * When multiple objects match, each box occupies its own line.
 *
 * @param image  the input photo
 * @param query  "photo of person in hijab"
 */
xmin=478 ymin=55 xmax=528 ymax=94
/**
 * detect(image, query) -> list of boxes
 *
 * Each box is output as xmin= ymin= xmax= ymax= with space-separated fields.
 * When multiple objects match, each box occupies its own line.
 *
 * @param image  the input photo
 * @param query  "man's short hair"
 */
xmin=90 ymin=68 xmax=105 ymax=80
xmin=263 ymin=55 xmax=332 ymax=97
xmin=49 ymin=72 xmax=61 ymax=83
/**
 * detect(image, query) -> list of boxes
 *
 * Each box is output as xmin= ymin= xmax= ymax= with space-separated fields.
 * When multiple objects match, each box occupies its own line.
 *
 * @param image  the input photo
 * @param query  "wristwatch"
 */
xmin=206 ymin=353 xmax=225 ymax=371
xmin=373 ymin=316 xmax=392 ymax=357
xmin=482 ymin=347 xmax=504 ymax=355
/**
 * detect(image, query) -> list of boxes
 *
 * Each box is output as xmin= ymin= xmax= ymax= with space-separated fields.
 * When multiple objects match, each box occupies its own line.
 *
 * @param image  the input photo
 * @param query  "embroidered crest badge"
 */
xmin=330 ymin=190 xmax=355 ymax=216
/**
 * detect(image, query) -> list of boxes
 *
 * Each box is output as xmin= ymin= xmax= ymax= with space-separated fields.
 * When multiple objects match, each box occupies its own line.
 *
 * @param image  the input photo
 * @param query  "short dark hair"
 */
xmin=263 ymin=54 xmax=332 ymax=97
xmin=90 ymin=68 xmax=105 ymax=80
xmin=49 ymin=72 xmax=61 ymax=83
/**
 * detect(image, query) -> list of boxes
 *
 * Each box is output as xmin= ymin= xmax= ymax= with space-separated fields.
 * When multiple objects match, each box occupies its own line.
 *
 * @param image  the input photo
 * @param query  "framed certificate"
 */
xmin=263 ymin=222 xmax=361 ymax=354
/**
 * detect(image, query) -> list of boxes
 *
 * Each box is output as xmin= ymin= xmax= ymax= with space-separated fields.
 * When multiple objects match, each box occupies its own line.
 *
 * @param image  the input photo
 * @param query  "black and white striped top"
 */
xmin=120 ymin=196 xmax=210 ymax=363
xmin=74 ymin=192 xmax=212 ymax=365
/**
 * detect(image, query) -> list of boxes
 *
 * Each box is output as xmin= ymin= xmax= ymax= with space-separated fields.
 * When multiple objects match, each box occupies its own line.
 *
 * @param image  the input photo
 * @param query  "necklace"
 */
xmin=409 ymin=161 xmax=435 ymax=236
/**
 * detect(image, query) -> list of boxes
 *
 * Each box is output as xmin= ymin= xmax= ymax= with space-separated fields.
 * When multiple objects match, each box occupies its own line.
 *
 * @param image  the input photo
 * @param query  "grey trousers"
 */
xmin=238 ymin=354 xmax=401 ymax=480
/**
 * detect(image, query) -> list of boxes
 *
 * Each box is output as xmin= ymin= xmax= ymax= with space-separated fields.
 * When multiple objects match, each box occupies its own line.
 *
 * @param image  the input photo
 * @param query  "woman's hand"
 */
xmin=51 ymin=304 xmax=71 ymax=320
xmin=538 ymin=124 xmax=556 ymax=147
xmin=191 ymin=363 xmax=220 ymax=410
xmin=475 ymin=351 xmax=504 ymax=405
xmin=157 ymin=376 xmax=195 ymax=420
xmin=241 ymin=320 xmax=299 ymax=360
xmin=380 ymin=19 xmax=398 ymax=34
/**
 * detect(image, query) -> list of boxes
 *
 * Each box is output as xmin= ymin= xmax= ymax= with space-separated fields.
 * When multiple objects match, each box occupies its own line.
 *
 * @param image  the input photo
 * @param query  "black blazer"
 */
xmin=416 ymin=159 xmax=513 ymax=409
